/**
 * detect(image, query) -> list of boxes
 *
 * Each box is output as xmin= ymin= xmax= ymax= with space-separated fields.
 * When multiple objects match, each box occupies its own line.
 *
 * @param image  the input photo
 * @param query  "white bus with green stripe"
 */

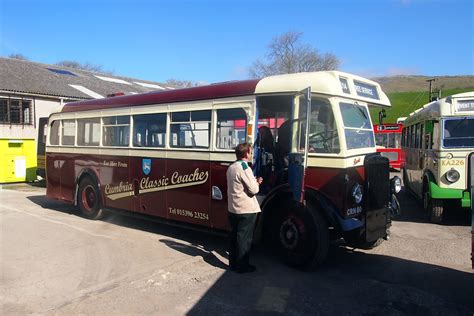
xmin=401 ymin=92 xmax=473 ymax=223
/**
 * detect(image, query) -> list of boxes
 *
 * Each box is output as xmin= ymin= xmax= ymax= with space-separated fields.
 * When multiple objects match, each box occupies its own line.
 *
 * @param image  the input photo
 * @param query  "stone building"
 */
xmin=0 ymin=57 xmax=170 ymax=182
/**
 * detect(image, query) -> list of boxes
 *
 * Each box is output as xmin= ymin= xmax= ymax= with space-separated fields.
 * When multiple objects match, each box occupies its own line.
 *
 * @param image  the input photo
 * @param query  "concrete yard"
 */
xmin=1 ymin=180 xmax=473 ymax=315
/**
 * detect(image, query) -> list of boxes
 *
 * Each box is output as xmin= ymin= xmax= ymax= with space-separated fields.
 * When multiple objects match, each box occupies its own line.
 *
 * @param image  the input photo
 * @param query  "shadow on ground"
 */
xmin=26 ymin=194 xmax=473 ymax=314
xmin=393 ymin=187 xmax=471 ymax=226
xmin=184 ymin=243 xmax=474 ymax=315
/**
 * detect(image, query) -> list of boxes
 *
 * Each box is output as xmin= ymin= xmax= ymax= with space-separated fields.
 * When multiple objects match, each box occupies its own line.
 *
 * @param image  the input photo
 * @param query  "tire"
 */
xmin=422 ymin=186 xmax=444 ymax=223
xmin=430 ymin=199 xmax=444 ymax=224
xmin=270 ymin=202 xmax=329 ymax=269
xmin=77 ymin=177 xmax=105 ymax=220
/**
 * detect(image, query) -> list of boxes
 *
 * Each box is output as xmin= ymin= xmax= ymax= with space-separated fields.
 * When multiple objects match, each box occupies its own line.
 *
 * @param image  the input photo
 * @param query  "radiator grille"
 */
xmin=364 ymin=154 xmax=390 ymax=210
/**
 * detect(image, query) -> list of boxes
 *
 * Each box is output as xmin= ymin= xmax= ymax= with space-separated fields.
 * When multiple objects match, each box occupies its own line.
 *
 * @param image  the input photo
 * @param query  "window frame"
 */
xmin=132 ymin=113 xmax=167 ymax=148
xmin=102 ymin=115 xmax=131 ymax=147
xmin=169 ymin=110 xmax=212 ymax=149
xmin=0 ymin=98 xmax=34 ymax=125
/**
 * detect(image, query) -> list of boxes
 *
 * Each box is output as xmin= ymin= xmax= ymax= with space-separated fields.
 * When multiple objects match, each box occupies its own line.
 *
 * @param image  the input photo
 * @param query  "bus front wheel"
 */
xmin=422 ymin=188 xmax=443 ymax=223
xmin=272 ymin=204 xmax=329 ymax=269
xmin=78 ymin=177 xmax=105 ymax=220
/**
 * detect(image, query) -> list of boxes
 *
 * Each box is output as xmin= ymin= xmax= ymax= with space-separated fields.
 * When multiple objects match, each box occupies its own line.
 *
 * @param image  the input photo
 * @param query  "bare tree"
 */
xmin=8 ymin=54 xmax=29 ymax=60
xmin=249 ymin=31 xmax=339 ymax=78
xmin=55 ymin=60 xmax=114 ymax=75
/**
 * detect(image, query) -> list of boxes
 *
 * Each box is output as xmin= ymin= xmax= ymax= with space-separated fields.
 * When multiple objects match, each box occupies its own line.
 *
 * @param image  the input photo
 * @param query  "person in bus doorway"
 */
xmin=226 ymin=142 xmax=263 ymax=273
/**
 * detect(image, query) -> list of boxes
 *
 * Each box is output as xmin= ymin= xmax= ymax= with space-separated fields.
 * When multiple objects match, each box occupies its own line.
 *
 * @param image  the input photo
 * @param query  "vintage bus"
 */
xmin=45 ymin=71 xmax=401 ymax=268
xmin=373 ymin=123 xmax=403 ymax=170
xmin=401 ymin=92 xmax=474 ymax=223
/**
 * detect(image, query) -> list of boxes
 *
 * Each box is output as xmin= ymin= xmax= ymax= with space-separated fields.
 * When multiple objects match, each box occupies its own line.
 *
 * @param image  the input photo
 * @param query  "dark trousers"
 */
xmin=228 ymin=212 xmax=257 ymax=270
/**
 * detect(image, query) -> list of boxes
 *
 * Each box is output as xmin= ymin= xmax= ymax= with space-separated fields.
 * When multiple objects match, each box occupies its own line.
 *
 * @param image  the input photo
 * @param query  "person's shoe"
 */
xmin=236 ymin=264 xmax=257 ymax=273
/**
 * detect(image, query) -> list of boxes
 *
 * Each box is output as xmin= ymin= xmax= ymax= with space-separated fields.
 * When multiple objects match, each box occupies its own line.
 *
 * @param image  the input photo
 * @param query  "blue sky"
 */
xmin=1 ymin=0 xmax=473 ymax=84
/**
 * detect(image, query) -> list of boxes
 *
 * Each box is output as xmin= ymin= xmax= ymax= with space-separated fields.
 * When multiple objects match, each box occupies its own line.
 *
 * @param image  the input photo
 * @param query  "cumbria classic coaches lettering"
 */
xmin=105 ymin=168 xmax=210 ymax=201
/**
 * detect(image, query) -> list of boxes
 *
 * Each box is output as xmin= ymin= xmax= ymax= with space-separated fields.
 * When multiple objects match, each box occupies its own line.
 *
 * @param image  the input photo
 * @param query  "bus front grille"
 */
xmin=364 ymin=153 xmax=390 ymax=210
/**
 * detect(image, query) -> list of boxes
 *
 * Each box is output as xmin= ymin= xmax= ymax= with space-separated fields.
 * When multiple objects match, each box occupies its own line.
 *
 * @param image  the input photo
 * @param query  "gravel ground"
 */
xmin=1 ymin=180 xmax=472 ymax=315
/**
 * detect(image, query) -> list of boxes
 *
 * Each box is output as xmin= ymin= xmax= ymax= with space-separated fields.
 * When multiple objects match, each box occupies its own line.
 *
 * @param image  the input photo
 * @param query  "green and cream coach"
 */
xmin=401 ymin=92 xmax=474 ymax=222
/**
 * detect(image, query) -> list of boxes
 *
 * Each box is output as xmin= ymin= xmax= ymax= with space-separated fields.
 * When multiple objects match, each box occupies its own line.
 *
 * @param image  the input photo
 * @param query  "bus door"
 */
xmin=288 ymin=88 xmax=311 ymax=203
xmin=210 ymin=105 xmax=251 ymax=231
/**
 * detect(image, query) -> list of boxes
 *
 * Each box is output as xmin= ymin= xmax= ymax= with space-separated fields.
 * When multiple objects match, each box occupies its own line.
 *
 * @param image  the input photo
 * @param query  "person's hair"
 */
xmin=235 ymin=142 xmax=252 ymax=160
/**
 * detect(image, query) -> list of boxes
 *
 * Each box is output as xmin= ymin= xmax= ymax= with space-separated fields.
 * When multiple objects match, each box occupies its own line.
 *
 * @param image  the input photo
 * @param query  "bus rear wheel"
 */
xmin=78 ymin=177 xmax=105 ymax=220
xmin=271 ymin=204 xmax=329 ymax=269
xmin=423 ymin=188 xmax=443 ymax=223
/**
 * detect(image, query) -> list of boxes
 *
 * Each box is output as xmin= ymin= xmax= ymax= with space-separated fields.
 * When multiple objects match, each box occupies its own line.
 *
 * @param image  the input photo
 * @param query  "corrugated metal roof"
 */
xmin=0 ymin=57 xmax=171 ymax=99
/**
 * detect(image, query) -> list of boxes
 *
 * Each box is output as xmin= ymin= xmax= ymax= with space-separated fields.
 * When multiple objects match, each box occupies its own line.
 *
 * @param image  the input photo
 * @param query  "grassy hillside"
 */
xmin=369 ymin=87 xmax=474 ymax=124
xmin=372 ymin=75 xmax=474 ymax=93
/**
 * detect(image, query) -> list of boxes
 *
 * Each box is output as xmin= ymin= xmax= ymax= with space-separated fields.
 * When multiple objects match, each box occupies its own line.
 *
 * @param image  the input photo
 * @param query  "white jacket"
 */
xmin=226 ymin=160 xmax=261 ymax=214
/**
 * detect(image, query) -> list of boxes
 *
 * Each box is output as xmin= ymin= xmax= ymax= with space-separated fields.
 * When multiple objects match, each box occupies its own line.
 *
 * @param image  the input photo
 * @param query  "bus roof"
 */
xmin=60 ymin=71 xmax=390 ymax=113
xmin=404 ymin=91 xmax=474 ymax=125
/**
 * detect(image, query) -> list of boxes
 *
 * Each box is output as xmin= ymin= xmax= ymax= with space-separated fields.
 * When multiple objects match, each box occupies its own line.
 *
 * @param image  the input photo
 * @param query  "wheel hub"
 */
xmin=82 ymin=185 xmax=96 ymax=211
xmin=280 ymin=218 xmax=301 ymax=250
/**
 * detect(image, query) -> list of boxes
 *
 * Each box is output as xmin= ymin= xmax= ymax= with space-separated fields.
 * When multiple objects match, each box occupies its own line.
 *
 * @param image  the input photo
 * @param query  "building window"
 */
xmin=0 ymin=98 xmax=33 ymax=125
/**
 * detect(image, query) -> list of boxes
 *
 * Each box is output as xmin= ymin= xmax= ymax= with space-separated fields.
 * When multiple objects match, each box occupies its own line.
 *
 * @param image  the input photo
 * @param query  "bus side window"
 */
xmin=133 ymin=113 xmax=166 ymax=148
xmin=170 ymin=110 xmax=211 ymax=149
xmin=415 ymin=123 xmax=422 ymax=149
xmin=423 ymin=121 xmax=434 ymax=150
xmin=216 ymin=108 xmax=247 ymax=149
xmin=61 ymin=119 xmax=76 ymax=146
xmin=78 ymin=118 xmax=100 ymax=146
xmin=103 ymin=116 xmax=130 ymax=147
xmin=50 ymin=120 xmax=60 ymax=145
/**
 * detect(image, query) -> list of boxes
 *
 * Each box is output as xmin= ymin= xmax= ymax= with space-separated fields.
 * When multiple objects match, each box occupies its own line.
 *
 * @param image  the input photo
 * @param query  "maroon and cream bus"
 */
xmin=45 ymin=71 xmax=401 ymax=268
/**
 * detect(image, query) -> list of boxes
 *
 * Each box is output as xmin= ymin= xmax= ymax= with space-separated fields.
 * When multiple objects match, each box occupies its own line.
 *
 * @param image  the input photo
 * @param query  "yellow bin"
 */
xmin=0 ymin=138 xmax=37 ymax=183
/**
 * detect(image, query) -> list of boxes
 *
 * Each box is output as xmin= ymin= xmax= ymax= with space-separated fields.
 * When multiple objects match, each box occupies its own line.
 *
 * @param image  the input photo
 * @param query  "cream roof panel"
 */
xmin=404 ymin=91 xmax=474 ymax=125
xmin=254 ymin=71 xmax=391 ymax=107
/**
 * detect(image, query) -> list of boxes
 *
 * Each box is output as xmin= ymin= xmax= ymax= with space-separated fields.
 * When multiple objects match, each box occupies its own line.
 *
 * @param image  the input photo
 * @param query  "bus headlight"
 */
xmin=390 ymin=176 xmax=402 ymax=194
xmin=351 ymin=183 xmax=363 ymax=204
xmin=445 ymin=168 xmax=460 ymax=183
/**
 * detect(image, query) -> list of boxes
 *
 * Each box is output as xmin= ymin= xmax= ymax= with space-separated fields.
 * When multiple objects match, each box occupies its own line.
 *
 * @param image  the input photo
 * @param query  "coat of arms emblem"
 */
xmin=142 ymin=158 xmax=152 ymax=175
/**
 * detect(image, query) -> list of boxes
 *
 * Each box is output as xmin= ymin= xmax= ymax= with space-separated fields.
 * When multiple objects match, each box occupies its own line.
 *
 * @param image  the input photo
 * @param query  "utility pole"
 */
xmin=426 ymin=78 xmax=436 ymax=102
